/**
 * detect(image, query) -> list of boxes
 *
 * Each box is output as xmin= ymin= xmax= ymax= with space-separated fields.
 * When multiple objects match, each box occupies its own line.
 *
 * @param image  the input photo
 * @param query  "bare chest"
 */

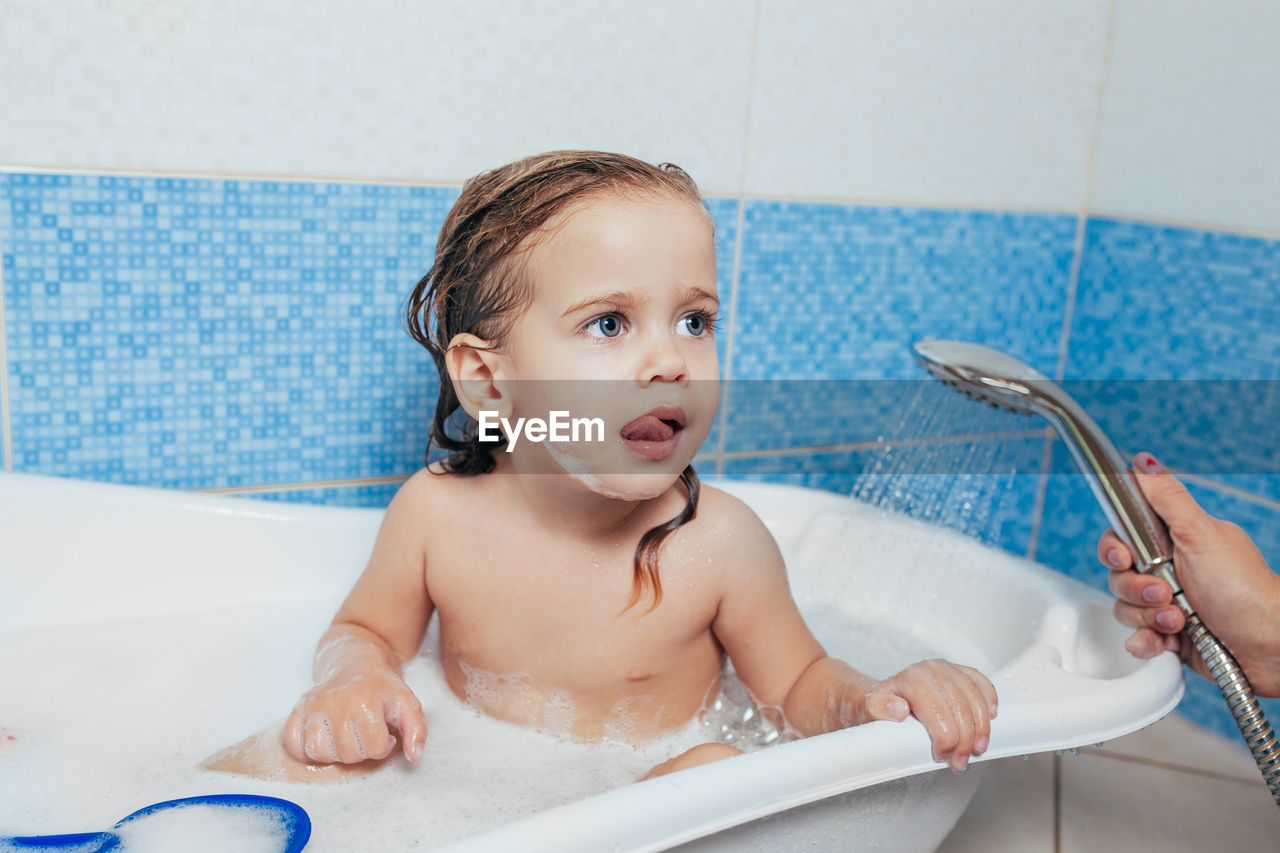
xmin=424 ymin=524 xmax=725 ymax=738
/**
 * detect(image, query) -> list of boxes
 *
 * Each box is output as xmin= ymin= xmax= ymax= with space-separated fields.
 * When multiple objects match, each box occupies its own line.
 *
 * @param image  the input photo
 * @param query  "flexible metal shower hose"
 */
xmin=1183 ymin=610 xmax=1280 ymax=805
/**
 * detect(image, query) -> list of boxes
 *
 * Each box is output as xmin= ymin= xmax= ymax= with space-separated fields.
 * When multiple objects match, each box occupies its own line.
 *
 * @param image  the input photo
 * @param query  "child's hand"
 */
xmin=282 ymin=665 xmax=427 ymax=766
xmin=855 ymin=659 xmax=997 ymax=771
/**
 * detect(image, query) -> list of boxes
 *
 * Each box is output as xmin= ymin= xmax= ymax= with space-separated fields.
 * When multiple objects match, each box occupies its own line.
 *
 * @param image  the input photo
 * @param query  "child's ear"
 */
xmin=445 ymin=333 xmax=512 ymax=420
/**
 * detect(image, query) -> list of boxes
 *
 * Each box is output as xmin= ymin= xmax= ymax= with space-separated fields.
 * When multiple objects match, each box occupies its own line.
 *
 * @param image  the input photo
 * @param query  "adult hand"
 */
xmin=1098 ymin=452 xmax=1280 ymax=697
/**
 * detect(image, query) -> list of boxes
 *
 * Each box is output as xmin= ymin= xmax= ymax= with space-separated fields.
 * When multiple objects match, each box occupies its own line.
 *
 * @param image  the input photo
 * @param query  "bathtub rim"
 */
xmin=0 ymin=471 xmax=1185 ymax=852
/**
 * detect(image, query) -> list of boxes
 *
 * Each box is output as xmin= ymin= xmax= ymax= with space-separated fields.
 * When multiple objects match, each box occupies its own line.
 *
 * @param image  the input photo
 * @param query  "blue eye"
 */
xmin=680 ymin=312 xmax=715 ymax=337
xmin=587 ymin=314 xmax=624 ymax=338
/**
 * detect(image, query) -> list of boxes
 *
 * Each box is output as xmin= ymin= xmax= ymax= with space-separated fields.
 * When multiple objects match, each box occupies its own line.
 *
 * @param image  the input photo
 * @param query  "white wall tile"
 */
xmin=745 ymin=0 xmax=1112 ymax=210
xmin=1091 ymin=0 xmax=1280 ymax=233
xmin=0 ymin=0 xmax=755 ymax=192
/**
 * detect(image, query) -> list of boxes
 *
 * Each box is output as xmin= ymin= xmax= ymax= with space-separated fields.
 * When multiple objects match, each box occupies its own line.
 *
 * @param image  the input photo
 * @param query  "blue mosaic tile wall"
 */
xmin=1 ymin=173 xmax=454 ymax=488
xmin=1062 ymin=219 xmax=1280 ymax=503
xmin=1068 ymin=219 xmax=1280 ymax=381
xmin=729 ymin=202 xmax=1076 ymax=381
xmin=0 ymin=178 xmax=737 ymax=491
xmin=721 ymin=435 xmax=1046 ymax=556
xmin=4 ymin=169 xmax=1279 ymax=744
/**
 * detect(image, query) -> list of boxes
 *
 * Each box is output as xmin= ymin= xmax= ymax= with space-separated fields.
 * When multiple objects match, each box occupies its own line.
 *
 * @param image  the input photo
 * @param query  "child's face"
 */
xmin=495 ymin=191 xmax=720 ymax=499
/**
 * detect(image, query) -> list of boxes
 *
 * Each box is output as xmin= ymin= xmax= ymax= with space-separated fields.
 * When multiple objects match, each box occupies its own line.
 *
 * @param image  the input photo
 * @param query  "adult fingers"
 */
xmin=1107 ymin=562 xmax=1174 ymax=609
xmin=1113 ymin=597 xmax=1184 ymax=634
xmin=1123 ymin=627 xmax=1181 ymax=660
xmin=1131 ymin=453 xmax=1214 ymax=546
xmin=1097 ymin=529 xmax=1134 ymax=572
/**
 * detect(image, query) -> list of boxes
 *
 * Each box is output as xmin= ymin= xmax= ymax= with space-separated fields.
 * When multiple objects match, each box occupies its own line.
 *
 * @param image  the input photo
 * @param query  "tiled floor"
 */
xmin=937 ymin=714 xmax=1280 ymax=852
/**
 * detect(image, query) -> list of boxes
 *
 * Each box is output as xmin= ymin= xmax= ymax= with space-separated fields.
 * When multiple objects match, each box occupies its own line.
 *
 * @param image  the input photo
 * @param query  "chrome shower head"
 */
xmin=912 ymin=338 xmax=1173 ymax=570
xmin=913 ymin=338 xmax=1280 ymax=806
xmin=913 ymin=339 xmax=1056 ymax=418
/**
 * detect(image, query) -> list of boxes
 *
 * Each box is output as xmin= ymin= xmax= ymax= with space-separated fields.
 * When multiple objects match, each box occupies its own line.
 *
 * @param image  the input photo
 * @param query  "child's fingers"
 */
xmin=860 ymin=691 xmax=910 ymax=723
xmin=956 ymin=664 xmax=998 ymax=720
xmin=861 ymin=663 xmax=997 ymax=771
xmin=910 ymin=663 xmax=993 ymax=770
xmin=282 ymin=705 xmax=309 ymax=763
xmin=331 ymin=713 xmax=378 ymax=763
xmin=348 ymin=708 xmax=397 ymax=761
xmin=934 ymin=675 xmax=985 ymax=770
xmin=387 ymin=693 xmax=428 ymax=763
xmin=303 ymin=712 xmax=340 ymax=763
xmin=914 ymin=687 xmax=968 ymax=769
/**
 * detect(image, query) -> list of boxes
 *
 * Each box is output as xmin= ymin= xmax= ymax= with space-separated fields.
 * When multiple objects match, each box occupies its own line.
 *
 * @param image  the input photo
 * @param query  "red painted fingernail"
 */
xmin=1136 ymin=452 xmax=1164 ymax=474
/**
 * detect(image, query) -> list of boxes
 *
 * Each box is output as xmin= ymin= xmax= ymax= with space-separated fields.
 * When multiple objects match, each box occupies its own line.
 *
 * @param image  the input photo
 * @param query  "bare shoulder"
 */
xmin=687 ymin=484 xmax=787 ymax=579
xmin=390 ymin=464 xmax=480 ymax=515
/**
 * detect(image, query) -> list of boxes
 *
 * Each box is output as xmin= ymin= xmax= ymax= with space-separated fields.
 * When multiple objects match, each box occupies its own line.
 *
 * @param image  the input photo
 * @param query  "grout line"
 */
xmin=1178 ymin=470 xmax=1280 ymax=513
xmin=1026 ymin=437 xmax=1056 ymax=562
xmin=1078 ymin=746 xmax=1264 ymax=786
xmin=717 ymin=195 xmax=746 ymax=482
xmin=1053 ymin=0 xmax=1115 ymax=385
xmin=1053 ymin=216 xmax=1087 ymax=385
xmin=725 ymin=197 xmax=1280 ymax=242
xmin=728 ymin=191 xmax=1075 ymax=218
xmin=1086 ymin=208 xmax=1280 ymax=242
xmin=716 ymin=428 xmax=1052 ymax=462
xmin=200 ymin=474 xmax=409 ymax=495
xmin=4 ymin=163 xmax=1277 ymax=244
xmin=1053 ymin=752 xmax=1062 ymax=852
xmin=0 ymin=163 xmax=465 ymax=190
xmin=1033 ymin=0 xmax=1118 ymax=565
xmin=203 ymin=429 xmax=1052 ymax=497
xmin=0 ymin=173 xmax=11 ymax=472
xmin=716 ymin=0 xmax=761 ymax=481
xmin=0 ymin=205 xmax=10 ymax=473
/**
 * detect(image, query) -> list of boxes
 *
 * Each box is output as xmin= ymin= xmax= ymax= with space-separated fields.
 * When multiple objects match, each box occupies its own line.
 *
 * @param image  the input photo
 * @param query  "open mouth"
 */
xmin=619 ymin=407 xmax=688 ymax=461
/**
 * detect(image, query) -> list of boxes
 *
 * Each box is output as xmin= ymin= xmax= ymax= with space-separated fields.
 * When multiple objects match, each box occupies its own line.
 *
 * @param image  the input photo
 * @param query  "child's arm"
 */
xmin=709 ymin=494 xmax=997 ymax=771
xmin=280 ymin=476 xmax=435 ymax=767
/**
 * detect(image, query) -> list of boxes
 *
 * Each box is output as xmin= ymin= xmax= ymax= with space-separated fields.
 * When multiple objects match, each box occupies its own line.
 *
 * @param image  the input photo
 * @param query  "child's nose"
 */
xmin=638 ymin=331 xmax=688 ymax=385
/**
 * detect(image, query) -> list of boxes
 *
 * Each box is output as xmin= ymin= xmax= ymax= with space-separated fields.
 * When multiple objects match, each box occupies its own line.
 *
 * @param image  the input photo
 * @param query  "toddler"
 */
xmin=208 ymin=151 xmax=996 ymax=782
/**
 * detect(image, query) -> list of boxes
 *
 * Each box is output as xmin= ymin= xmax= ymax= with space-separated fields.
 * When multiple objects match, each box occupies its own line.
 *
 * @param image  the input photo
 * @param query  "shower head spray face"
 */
xmin=911 ymin=338 xmax=1173 ymax=570
xmin=911 ymin=339 xmax=1049 ymax=416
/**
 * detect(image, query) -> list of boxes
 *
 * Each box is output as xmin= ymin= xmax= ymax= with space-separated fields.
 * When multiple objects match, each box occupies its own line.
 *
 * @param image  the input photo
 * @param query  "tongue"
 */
xmin=621 ymin=415 xmax=676 ymax=443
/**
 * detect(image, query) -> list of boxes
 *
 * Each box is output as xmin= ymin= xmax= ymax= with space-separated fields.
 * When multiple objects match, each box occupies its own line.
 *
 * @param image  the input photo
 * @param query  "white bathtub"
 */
xmin=0 ymin=472 xmax=1183 ymax=852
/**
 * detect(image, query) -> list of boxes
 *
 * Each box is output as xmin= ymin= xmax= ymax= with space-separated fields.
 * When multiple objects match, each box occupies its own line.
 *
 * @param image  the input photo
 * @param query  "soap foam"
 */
xmin=114 ymin=802 xmax=292 ymax=853
xmin=0 ymin=520 xmax=947 ymax=853
xmin=0 ymin=603 xmax=756 ymax=851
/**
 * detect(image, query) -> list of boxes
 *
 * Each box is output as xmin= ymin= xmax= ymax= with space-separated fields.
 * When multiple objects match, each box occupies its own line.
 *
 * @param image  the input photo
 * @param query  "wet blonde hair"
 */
xmin=404 ymin=150 xmax=712 ymax=610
